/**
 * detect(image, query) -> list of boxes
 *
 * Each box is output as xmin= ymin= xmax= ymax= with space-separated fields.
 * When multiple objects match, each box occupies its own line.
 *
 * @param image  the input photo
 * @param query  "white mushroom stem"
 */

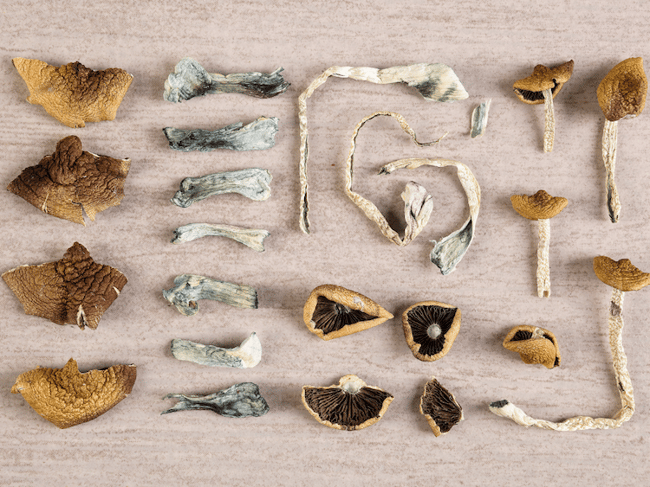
xmin=542 ymin=88 xmax=555 ymax=152
xmin=602 ymin=119 xmax=620 ymax=223
xmin=537 ymin=218 xmax=551 ymax=298
xmin=489 ymin=288 xmax=634 ymax=431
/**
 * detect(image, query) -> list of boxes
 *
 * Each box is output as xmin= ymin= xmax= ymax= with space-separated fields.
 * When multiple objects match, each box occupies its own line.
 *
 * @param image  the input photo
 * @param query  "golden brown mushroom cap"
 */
xmin=510 ymin=189 xmax=568 ymax=221
xmin=513 ymin=60 xmax=574 ymax=105
xmin=402 ymin=300 xmax=461 ymax=361
xmin=301 ymin=374 xmax=394 ymax=430
xmin=503 ymin=325 xmax=560 ymax=369
xmin=419 ymin=377 xmax=463 ymax=437
xmin=597 ymin=58 xmax=647 ymax=121
xmin=11 ymin=358 xmax=136 ymax=429
xmin=12 ymin=57 xmax=133 ymax=128
xmin=303 ymin=284 xmax=393 ymax=340
xmin=593 ymin=256 xmax=650 ymax=292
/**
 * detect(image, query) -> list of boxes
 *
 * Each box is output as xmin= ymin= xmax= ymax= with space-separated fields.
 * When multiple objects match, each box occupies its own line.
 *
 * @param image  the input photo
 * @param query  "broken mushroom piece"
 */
xmin=171 ymin=332 xmax=262 ymax=369
xmin=402 ymin=301 xmax=461 ymax=361
xmin=420 ymin=377 xmax=463 ymax=436
xmin=503 ymin=325 xmax=561 ymax=369
xmin=597 ymin=58 xmax=647 ymax=223
xmin=11 ymin=358 xmax=136 ymax=429
xmin=162 ymin=383 xmax=269 ymax=418
xmin=303 ymin=284 xmax=393 ymax=340
xmin=470 ymin=99 xmax=491 ymax=138
xmin=13 ymin=57 xmax=133 ymax=128
xmin=302 ymin=374 xmax=393 ymax=430
xmin=511 ymin=190 xmax=568 ymax=298
xmin=171 ymin=223 xmax=270 ymax=252
xmin=8 ymin=135 xmax=131 ymax=225
xmin=513 ymin=60 xmax=574 ymax=152
xmin=2 ymin=242 xmax=127 ymax=329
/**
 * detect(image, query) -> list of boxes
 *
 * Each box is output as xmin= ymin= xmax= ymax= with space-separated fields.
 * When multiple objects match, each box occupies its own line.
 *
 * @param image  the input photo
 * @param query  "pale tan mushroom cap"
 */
xmin=13 ymin=57 xmax=133 ymax=128
xmin=593 ymin=256 xmax=650 ymax=292
xmin=11 ymin=358 xmax=136 ymax=429
xmin=402 ymin=300 xmax=461 ymax=361
xmin=503 ymin=325 xmax=560 ymax=369
xmin=511 ymin=189 xmax=568 ymax=220
xmin=597 ymin=57 xmax=647 ymax=121
xmin=513 ymin=60 xmax=574 ymax=105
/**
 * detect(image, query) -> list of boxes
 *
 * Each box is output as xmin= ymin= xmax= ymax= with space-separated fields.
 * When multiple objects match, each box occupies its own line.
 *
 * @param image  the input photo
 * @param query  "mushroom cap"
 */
xmin=510 ymin=189 xmax=568 ymax=220
xmin=593 ymin=256 xmax=650 ymax=292
xmin=513 ymin=60 xmax=574 ymax=105
xmin=402 ymin=300 xmax=461 ymax=361
xmin=597 ymin=58 xmax=647 ymax=122
xmin=303 ymin=284 xmax=393 ymax=340
xmin=11 ymin=358 xmax=136 ymax=428
xmin=419 ymin=377 xmax=463 ymax=437
xmin=503 ymin=325 xmax=561 ymax=369
xmin=301 ymin=374 xmax=394 ymax=430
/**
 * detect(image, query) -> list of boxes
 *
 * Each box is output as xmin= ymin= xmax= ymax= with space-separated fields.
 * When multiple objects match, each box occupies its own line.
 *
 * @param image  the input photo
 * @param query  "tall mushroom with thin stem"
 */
xmin=513 ymin=61 xmax=574 ymax=152
xmin=511 ymin=190 xmax=568 ymax=298
xmin=597 ymin=58 xmax=647 ymax=223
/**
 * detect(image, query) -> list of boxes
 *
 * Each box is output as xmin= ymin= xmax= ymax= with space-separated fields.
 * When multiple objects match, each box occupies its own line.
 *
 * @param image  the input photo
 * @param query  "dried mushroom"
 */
xmin=3 ymin=242 xmax=127 ymax=329
xmin=162 ymin=383 xmax=269 ymax=418
xmin=503 ymin=325 xmax=560 ymax=369
xmin=420 ymin=377 xmax=463 ymax=436
xmin=402 ymin=301 xmax=461 ymax=361
xmin=597 ymin=58 xmax=647 ymax=222
xmin=470 ymin=99 xmax=491 ymax=138
xmin=301 ymin=374 xmax=393 ymax=430
xmin=7 ymin=135 xmax=131 ymax=225
xmin=13 ymin=57 xmax=132 ymax=128
xmin=171 ymin=223 xmax=270 ymax=252
xmin=303 ymin=284 xmax=393 ymax=340
xmin=511 ymin=190 xmax=568 ymax=298
xmin=171 ymin=332 xmax=262 ymax=369
xmin=11 ymin=358 xmax=136 ymax=429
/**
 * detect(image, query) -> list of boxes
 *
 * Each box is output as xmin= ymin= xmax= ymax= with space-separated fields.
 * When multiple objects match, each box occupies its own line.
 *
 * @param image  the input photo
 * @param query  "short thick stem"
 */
xmin=602 ymin=119 xmax=620 ymax=223
xmin=537 ymin=219 xmax=551 ymax=298
xmin=542 ymin=88 xmax=555 ymax=152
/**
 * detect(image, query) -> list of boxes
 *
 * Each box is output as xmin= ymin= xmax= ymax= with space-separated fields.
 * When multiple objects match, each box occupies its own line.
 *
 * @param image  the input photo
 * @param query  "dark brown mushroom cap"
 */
xmin=301 ymin=375 xmax=394 ymax=431
xmin=7 ymin=135 xmax=131 ymax=225
xmin=419 ymin=377 xmax=463 ymax=437
xmin=303 ymin=284 xmax=393 ymax=340
xmin=402 ymin=301 xmax=461 ymax=361
xmin=593 ymin=256 xmax=650 ymax=292
xmin=597 ymin=58 xmax=647 ymax=121
xmin=503 ymin=325 xmax=560 ymax=369
xmin=11 ymin=358 xmax=136 ymax=429
xmin=2 ymin=242 xmax=127 ymax=329
xmin=513 ymin=60 xmax=574 ymax=105
xmin=510 ymin=189 xmax=568 ymax=221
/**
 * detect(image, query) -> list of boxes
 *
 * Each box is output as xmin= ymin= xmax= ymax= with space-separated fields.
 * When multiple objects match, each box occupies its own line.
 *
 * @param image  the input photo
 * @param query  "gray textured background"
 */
xmin=1 ymin=1 xmax=649 ymax=485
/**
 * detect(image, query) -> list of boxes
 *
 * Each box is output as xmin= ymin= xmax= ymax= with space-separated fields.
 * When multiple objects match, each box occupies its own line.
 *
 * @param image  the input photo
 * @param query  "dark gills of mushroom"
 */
xmin=402 ymin=301 xmax=461 ymax=361
xmin=420 ymin=377 xmax=463 ymax=436
xmin=503 ymin=325 xmax=561 ymax=369
xmin=312 ymin=296 xmax=376 ymax=334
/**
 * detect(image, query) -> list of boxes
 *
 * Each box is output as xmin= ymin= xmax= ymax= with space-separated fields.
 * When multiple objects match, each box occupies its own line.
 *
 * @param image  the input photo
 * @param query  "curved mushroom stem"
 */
xmin=542 ymin=88 xmax=555 ymax=152
xmin=537 ymin=218 xmax=551 ymax=298
xmin=602 ymin=119 xmax=620 ymax=223
xmin=488 ymin=287 xmax=634 ymax=431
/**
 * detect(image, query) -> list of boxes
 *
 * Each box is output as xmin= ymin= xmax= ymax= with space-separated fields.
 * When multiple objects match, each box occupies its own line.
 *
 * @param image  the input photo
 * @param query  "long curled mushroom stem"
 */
xmin=602 ymin=119 xmax=620 ymax=222
xmin=542 ymin=88 xmax=555 ymax=153
xmin=536 ymin=219 xmax=551 ymax=298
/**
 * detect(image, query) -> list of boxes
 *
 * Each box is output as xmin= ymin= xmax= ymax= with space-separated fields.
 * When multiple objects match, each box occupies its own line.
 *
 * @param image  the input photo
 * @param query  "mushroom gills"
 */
xmin=420 ymin=378 xmax=463 ymax=436
xmin=514 ymin=80 xmax=560 ymax=102
xmin=311 ymin=295 xmax=376 ymax=334
xmin=407 ymin=305 xmax=458 ymax=356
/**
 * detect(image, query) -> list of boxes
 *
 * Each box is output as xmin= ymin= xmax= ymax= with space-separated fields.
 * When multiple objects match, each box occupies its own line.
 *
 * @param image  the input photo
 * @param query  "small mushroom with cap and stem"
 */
xmin=597 ymin=58 xmax=647 ymax=223
xmin=402 ymin=301 xmax=461 ymax=361
xmin=513 ymin=61 xmax=574 ymax=152
xmin=502 ymin=325 xmax=561 ymax=369
xmin=511 ymin=190 xmax=568 ymax=298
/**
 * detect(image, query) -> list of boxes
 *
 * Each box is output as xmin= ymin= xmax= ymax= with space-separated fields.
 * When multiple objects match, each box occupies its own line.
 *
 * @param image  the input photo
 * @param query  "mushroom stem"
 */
xmin=602 ymin=119 xmax=620 ymax=222
xmin=537 ymin=218 xmax=551 ymax=298
xmin=542 ymin=88 xmax=555 ymax=152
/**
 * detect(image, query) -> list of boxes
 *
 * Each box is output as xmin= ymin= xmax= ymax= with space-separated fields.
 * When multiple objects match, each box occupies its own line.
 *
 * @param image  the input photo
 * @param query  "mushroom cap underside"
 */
xmin=513 ymin=60 xmax=574 ymax=104
xmin=503 ymin=325 xmax=560 ymax=369
xmin=597 ymin=57 xmax=647 ymax=121
xmin=593 ymin=256 xmax=650 ymax=292
xmin=510 ymin=190 xmax=568 ymax=220
xmin=402 ymin=300 xmax=461 ymax=361
xmin=419 ymin=377 xmax=463 ymax=436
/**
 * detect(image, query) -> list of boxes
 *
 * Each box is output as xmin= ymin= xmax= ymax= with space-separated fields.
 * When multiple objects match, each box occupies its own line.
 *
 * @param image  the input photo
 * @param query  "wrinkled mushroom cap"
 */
xmin=419 ymin=377 xmax=463 ymax=436
xmin=11 ymin=358 xmax=136 ymax=429
xmin=503 ymin=325 xmax=560 ymax=369
xmin=593 ymin=256 xmax=650 ymax=292
xmin=301 ymin=374 xmax=394 ymax=430
xmin=303 ymin=284 xmax=393 ymax=340
xmin=402 ymin=300 xmax=461 ymax=361
xmin=511 ymin=189 xmax=568 ymax=221
xmin=513 ymin=61 xmax=574 ymax=105
xmin=597 ymin=58 xmax=647 ymax=121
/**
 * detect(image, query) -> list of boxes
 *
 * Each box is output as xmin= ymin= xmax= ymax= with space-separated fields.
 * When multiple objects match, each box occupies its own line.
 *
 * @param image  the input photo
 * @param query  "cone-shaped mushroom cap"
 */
xmin=11 ymin=358 xmax=136 ymax=429
xmin=597 ymin=58 xmax=647 ymax=121
xmin=511 ymin=189 xmax=568 ymax=220
xmin=513 ymin=61 xmax=574 ymax=105
xmin=402 ymin=301 xmax=461 ymax=361
xmin=503 ymin=325 xmax=560 ymax=369
xmin=593 ymin=256 xmax=650 ymax=291
xmin=419 ymin=377 xmax=463 ymax=437
xmin=303 ymin=285 xmax=393 ymax=340
xmin=301 ymin=374 xmax=394 ymax=430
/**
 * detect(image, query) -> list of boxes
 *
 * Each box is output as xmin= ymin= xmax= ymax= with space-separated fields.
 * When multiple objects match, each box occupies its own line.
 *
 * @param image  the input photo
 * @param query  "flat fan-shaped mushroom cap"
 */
xmin=301 ymin=375 xmax=394 ymax=430
xmin=402 ymin=300 xmax=461 ymax=361
xmin=503 ymin=325 xmax=560 ymax=369
xmin=419 ymin=377 xmax=463 ymax=436
xmin=303 ymin=284 xmax=393 ymax=340
xmin=510 ymin=189 xmax=568 ymax=221
xmin=597 ymin=58 xmax=647 ymax=121
xmin=513 ymin=61 xmax=574 ymax=105
xmin=11 ymin=358 xmax=136 ymax=429
xmin=593 ymin=256 xmax=650 ymax=292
